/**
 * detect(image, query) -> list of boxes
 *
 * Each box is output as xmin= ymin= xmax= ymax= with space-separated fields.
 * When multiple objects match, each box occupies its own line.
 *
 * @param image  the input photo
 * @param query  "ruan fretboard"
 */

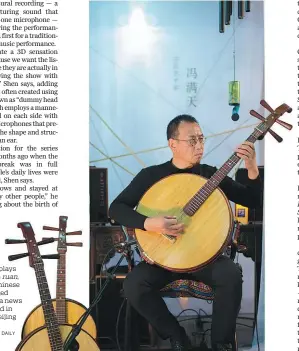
xmin=183 ymin=122 xmax=265 ymax=216
xmin=33 ymin=256 xmax=63 ymax=351
xmin=56 ymin=252 xmax=66 ymax=324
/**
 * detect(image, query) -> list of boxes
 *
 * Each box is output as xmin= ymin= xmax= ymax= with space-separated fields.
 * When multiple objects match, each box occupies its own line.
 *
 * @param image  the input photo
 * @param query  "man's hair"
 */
xmin=166 ymin=114 xmax=198 ymax=140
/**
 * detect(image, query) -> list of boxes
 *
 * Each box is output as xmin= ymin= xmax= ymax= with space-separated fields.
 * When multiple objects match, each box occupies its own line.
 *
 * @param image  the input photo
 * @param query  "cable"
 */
xmin=177 ymin=317 xmax=200 ymax=324
xmin=176 ymin=308 xmax=199 ymax=318
xmin=175 ymin=311 xmax=257 ymax=350
xmin=198 ymin=308 xmax=209 ymax=316
xmin=99 ymin=246 xmax=117 ymax=291
xmin=199 ymin=314 xmax=255 ymax=321
xmin=196 ymin=309 xmax=206 ymax=342
xmin=63 ymin=245 xmax=119 ymax=350
xmin=115 ymin=298 xmax=126 ymax=351
xmin=187 ymin=314 xmax=255 ymax=349
xmin=97 ymin=244 xmax=130 ymax=349
xmin=202 ymin=328 xmax=211 ymax=345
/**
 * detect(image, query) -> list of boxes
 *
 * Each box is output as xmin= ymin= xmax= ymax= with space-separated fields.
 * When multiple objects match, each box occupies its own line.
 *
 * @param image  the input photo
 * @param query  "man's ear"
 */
xmin=168 ymin=139 xmax=176 ymax=153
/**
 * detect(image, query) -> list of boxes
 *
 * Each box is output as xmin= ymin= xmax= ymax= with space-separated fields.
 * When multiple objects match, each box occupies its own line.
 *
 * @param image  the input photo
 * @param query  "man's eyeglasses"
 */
xmin=172 ymin=136 xmax=206 ymax=147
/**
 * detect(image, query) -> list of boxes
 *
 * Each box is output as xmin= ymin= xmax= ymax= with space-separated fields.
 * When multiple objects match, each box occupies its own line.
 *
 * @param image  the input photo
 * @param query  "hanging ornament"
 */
xmin=229 ymin=7 xmax=240 ymax=121
xmin=219 ymin=1 xmax=250 ymax=33
xmin=245 ymin=1 xmax=251 ymax=12
xmin=238 ymin=0 xmax=244 ymax=19
xmin=229 ymin=81 xmax=240 ymax=106
xmin=229 ymin=82 xmax=240 ymax=121
xmin=219 ymin=0 xmax=225 ymax=33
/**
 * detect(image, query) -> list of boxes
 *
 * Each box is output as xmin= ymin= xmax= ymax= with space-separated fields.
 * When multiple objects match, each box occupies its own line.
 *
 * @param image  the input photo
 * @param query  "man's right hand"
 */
xmin=144 ymin=216 xmax=184 ymax=237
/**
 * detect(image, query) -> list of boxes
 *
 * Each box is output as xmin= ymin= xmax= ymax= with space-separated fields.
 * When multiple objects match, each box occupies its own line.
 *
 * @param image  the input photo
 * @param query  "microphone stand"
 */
xmin=63 ymin=240 xmax=137 ymax=351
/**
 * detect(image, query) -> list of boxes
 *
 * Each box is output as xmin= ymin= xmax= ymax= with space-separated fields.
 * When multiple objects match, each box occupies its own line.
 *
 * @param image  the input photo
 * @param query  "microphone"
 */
xmin=114 ymin=239 xmax=137 ymax=249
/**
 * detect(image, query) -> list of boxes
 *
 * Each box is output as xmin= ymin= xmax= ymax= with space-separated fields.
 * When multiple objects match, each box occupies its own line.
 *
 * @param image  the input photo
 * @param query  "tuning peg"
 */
xmin=6 ymin=238 xmax=54 ymax=247
xmin=66 ymin=242 xmax=83 ymax=247
xmin=276 ymin=119 xmax=292 ymax=130
xmin=251 ymin=108 xmax=291 ymax=131
xmin=260 ymin=99 xmax=274 ymax=113
xmin=249 ymin=110 xmax=283 ymax=142
xmin=37 ymin=238 xmax=55 ymax=246
xmin=260 ymin=100 xmax=293 ymax=129
xmin=42 ymin=237 xmax=58 ymax=242
xmin=43 ymin=226 xmax=59 ymax=231
xmin=8 ymin=253 xmax=29 ymax=261
xmin=5 ymin=239 xmax=27 ymax=244
xmin=66 ymin=231 xmax=82 ymax=236
xmin=41 ymin=254 xmax=60 ymax=259
xmin=8 ymin=253 xmax=60 ymax=261
xmin=261 ymin=99 xmax=292 ymax=114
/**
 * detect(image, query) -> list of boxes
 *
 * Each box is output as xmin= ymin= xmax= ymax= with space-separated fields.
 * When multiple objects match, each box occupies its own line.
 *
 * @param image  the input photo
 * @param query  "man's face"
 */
xmin=169 ymin=122 xmax=205 ymax=166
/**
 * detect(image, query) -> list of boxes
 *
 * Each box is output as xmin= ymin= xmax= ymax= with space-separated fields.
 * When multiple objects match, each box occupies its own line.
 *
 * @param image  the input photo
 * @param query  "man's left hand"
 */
xmin=236 ymin=141 xmax=259 ymax=179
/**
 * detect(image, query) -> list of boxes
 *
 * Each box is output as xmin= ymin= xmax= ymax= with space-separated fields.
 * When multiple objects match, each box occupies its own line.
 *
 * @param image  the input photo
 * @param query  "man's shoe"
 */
xmin=212 ymin=343 xmax=233 ymax=351
xmin=170 ymin=339 xmax=189 ymax=351
xmin=169 ymin=327 xmax=191 ymax=351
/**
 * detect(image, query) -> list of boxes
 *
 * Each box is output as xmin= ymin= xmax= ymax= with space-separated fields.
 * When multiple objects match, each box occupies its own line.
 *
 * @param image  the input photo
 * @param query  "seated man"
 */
xmin=109 ymin=114 xmax=262 ymax=351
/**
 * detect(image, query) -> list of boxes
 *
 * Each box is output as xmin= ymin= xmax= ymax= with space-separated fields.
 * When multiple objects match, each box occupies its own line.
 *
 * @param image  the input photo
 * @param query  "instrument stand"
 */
xmin=63 ymin=241 xmax=136 ymax=351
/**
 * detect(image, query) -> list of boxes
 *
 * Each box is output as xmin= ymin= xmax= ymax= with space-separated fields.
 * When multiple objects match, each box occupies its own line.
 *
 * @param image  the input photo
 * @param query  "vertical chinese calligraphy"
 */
xmin=186 ymin=67 xmax=198 ymax=107
xmin=173 ymin=56 xmax=180 ymax=91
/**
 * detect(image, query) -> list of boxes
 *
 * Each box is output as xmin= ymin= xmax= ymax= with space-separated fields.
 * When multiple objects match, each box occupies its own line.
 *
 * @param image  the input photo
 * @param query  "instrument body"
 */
xmin=21 ymin=216 xmax=97 ymax=339
xmin=21 ymin=298 xmax=97 ymax=340
xmin=16 ymin=324 xmax=99 ymax=351
xmin=135 ymin=174 xmax=233 ymax=272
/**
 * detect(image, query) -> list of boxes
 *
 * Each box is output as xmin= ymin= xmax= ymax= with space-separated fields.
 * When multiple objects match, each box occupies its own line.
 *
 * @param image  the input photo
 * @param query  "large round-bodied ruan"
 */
xmin=134 ymin=174 xmax=234 ymax=272
xmin=16 ymin=323 xmax=100 ymax=350
xmin=21 ymin=298 xmax=97 ymax=340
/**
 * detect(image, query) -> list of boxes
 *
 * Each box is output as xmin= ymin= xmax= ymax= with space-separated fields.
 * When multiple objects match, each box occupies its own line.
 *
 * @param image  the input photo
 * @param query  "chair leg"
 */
xmin=148 ymin=323 xmax=158 ymax=347
xmin=233 ymin=331 xmax=238 ymax=351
